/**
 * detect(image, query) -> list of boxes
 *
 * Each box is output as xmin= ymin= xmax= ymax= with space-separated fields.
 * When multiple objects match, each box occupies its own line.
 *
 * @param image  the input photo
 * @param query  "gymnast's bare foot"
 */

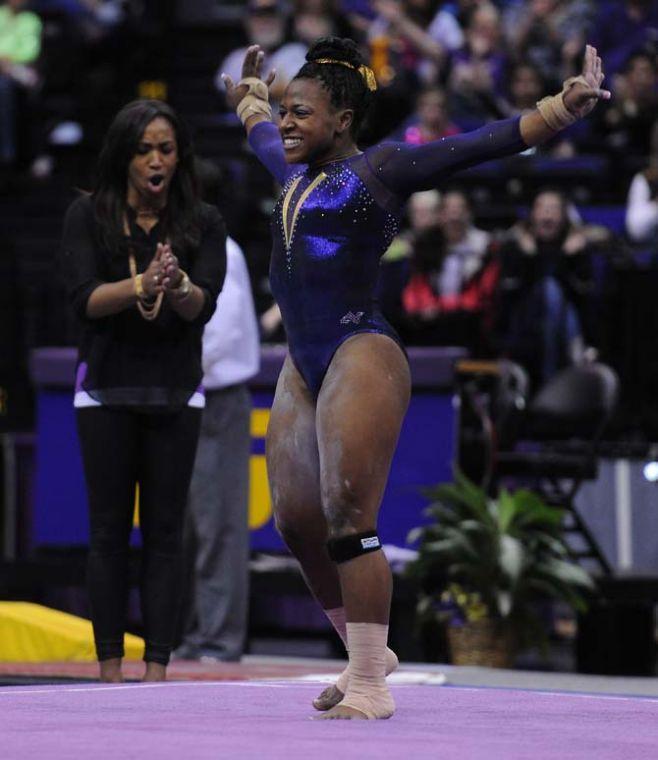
xmin=99 ymin=658 xmax=123 ymax=683
xmin=143 ymin=662 xmax=167 ymax=681
xmin=313 ymin=647 xmax=399 ymax=711
xmin=313 ymin=684 xmax=345 ymax=712
xmin=316 ymin=704 xmax=370 ymax=720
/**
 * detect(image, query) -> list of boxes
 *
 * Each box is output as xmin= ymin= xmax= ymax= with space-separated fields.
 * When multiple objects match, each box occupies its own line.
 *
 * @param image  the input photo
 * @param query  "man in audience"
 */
xmin=175 ymin=161 xmax=260 ymax=663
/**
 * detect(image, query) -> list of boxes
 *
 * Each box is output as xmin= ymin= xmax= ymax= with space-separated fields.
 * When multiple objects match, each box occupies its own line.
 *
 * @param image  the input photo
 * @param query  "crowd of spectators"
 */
xmin=3 ymin=0 xmax=658 ymax=396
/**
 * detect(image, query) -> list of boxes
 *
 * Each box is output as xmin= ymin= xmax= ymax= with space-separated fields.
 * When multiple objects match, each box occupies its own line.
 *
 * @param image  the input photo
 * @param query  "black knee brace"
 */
xmin=327 ymin=530 xmax=382 ymax=564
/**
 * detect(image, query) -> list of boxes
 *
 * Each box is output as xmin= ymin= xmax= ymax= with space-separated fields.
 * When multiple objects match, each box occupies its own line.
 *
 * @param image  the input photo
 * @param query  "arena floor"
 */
xmin=2 ymin=658 xmax=658 ymax=759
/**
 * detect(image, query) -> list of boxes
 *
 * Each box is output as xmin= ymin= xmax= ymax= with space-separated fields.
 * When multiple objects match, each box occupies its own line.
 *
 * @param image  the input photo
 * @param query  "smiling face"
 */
xmin=127 ymin=116 xmax=178 ymax=207
xmin=279 ymin=77 xmax=354 ymax=165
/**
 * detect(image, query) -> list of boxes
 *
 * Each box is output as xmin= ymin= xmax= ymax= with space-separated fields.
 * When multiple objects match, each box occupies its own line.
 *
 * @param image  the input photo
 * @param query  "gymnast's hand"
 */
xmin=221 ymin=44 xmax=276 ymax=111
xmin=563 ymin=45 xmax=611 ymax=119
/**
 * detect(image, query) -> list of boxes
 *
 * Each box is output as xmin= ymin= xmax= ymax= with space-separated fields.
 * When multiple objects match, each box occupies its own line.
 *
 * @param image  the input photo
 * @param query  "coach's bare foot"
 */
xmin=316 ymin=704 xmax=369 ymax=720
xmin=312 ymin=648 xmax=399 ymax=711
xmin=143 ymin=662 xmax=167 ymax=682
xmin=99 ymin=658 xmax=123 ymax=683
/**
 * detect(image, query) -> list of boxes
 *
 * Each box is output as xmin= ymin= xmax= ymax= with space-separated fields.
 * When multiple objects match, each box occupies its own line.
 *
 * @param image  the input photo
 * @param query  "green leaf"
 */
xmin=407 ymin=527 xmax=424 ymax=545
xmin=537 ymin=557 xmax=596 ymax=590
xmin=499 ymin=535 xmax=525 ymax=585
xmin=497 ymin=489 xmax=519 ymax=533
xmin=496 ymin=589 xmax=513 ymax=617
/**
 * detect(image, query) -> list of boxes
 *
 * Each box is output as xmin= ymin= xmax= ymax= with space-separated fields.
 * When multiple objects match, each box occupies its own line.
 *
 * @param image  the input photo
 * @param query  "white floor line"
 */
xmin=1 ymin=679 xmax=657 ymax=703
xmin=0 ymin=680 xmax=306 ymax=696
xmin=452 ymin=686 xmax=658 ymax=704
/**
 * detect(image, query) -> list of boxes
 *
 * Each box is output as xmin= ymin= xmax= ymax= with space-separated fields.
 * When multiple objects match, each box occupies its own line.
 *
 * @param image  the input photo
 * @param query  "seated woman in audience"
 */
xmin=395 ymin=85 xmax=462 ymax=145
xmin=494 ymin=188 xmax=610 ymax=388
xmin=499 ymin=60 xmax=582 ymax=157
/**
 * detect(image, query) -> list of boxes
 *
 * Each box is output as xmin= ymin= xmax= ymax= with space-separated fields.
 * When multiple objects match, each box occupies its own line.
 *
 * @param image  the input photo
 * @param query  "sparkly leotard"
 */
xmin=249 ymin=118 xmax=526 ymax=397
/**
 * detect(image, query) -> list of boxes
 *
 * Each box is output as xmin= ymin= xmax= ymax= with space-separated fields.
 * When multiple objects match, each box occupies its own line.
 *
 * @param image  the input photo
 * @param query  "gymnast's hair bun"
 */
xmin=306 ymin=37 xmax=363 ymax=70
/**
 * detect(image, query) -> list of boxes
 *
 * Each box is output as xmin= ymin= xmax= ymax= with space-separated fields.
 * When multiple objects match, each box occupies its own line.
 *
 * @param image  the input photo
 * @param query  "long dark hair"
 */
xmin=93 ymin=99 xmax=201 ymax=256
xmin=293 ymin=36 xmax=372 ymax=139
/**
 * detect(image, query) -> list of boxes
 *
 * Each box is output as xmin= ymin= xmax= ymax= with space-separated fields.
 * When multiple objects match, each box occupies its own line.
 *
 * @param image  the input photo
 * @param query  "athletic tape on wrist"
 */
xmin=536 ymin=75 xmax=589 ymax=131
xmin=237 ymin=95 xmax=272 ymax=125
xmin=327 ymin=531 xmax=382 ymax=564
xmin=238 ymin=76 xmax=269 ymax=100
xmin=236 ymin=76 xmax=272 ymax=125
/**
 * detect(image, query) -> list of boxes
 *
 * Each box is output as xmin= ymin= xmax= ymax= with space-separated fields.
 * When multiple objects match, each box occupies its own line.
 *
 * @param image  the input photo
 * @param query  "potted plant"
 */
xmin=406 ymin=472 xmax=595 ymax=667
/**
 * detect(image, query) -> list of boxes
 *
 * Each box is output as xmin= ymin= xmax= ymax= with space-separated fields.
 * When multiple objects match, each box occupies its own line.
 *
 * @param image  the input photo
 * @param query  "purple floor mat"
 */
xmin=2 ymin=680 xmax=657 ymax=760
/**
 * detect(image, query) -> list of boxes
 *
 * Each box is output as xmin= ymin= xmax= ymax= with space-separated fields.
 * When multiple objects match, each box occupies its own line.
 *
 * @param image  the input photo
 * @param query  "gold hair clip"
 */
xmin=314 ymin=58 xmax=378 ymax=91
xmin=358 ymin=65 xmax=377 ymax=92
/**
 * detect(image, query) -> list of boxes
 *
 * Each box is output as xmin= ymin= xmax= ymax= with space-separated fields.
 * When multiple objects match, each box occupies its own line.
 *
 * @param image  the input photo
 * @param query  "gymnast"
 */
xmin=223 ymin=37 xmax=609 ymax=719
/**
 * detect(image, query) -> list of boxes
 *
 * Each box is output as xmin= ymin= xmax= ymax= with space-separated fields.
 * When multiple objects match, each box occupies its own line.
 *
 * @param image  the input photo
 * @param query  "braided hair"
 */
xmin=293 ymin=37 xmax=373 ymax=139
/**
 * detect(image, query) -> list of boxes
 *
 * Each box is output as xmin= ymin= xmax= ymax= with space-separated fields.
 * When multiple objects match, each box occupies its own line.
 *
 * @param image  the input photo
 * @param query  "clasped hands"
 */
xmin=140 ymin=243 xmax=184 ymax=299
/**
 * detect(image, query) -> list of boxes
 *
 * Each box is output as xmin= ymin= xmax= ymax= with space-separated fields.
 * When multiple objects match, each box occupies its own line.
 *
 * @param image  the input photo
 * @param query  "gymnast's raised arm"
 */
xmin=222 ymin=45 xmax=299 ymax=186
xmin=370 ymin=45 xmax=610 ymax=199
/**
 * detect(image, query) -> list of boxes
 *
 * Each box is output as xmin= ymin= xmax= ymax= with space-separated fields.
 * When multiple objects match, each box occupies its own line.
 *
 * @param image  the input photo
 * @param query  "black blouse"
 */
xmin=60 ymin=194 xmax=227 ymax=409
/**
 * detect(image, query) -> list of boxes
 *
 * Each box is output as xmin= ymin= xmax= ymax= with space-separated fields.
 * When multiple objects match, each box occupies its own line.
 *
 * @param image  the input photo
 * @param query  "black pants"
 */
xmin=76 ymin=406 xmax=202 ymax=665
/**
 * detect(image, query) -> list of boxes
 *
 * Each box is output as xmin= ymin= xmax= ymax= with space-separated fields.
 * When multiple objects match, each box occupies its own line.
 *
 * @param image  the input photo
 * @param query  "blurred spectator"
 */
xmin=588 ymin=50 xmax=658 ymax=160
xmin=368 ymin=0 xmax=463 ymax=84
xmin=379 ymin=188 xmax=499 ymax=349
xmin=215 ymin=0 xmax=306 ymax=108
xmin=291 ymin=0 xmax=352 ymax=46
xmin=395 ymin=84 xmax=462 ymax=144
xmin=498 ymin=59 xmax=580 ymax=157
xmin=359 ymin=0 xmax=436 ymax=140
xmin=30 ymin=0 xmax=124 ymax=48
xmin=625 ymin=118 xmax=658 ymax=250
xmin=177 ymin=230 xmax=259 ymax=664
xmin=378 ymin=188 xmax=442 ymax=327
xmin=439 ymin=190 xmax=491 ymax=288
xmin=401 ymin=229 xmax=499 ymax=349
xmin=447 ymin=2 xmax=508 ymax=129
xmin=0 ymin=0 xmax=42 ymax=165
xmin=494 ymin=189 xmax=610 ymax=387
xmin=498 ymin=59 xmax=546 ymax=116
xmin=590 ymin=0 xmax=658 ymax=78
xmin=502 ymin=0 xmax=594 ymax=89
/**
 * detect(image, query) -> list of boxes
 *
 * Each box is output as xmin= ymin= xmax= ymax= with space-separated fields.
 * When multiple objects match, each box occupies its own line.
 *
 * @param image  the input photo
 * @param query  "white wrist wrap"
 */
xmin=236 ymin=77 xmax=272 ymax=125
xmin=536 ymin=75 xmax=589 ymax=131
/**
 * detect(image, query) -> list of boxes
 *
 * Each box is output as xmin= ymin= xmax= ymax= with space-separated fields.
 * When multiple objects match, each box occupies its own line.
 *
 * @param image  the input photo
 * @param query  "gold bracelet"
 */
xmin=171 ymin=270 xmax=192 ymax=300
xmin=130 ymin=254 xmax=163 ymax=321
xmin=134 ymin=273 xmax=146 ymax=299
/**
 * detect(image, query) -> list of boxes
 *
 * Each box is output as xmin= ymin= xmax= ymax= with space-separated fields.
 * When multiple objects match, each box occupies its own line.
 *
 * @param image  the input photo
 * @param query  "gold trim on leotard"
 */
xmin=282 ymin=172 xmax=327 ymax=250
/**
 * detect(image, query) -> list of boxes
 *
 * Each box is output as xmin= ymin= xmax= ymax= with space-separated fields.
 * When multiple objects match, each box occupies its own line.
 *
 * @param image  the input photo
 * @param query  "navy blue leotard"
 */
xmin=249 ymin=118 xmax=526 ymax=397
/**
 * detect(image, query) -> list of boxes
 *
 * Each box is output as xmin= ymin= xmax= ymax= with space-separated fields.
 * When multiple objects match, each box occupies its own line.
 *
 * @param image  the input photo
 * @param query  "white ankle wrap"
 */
xmin=339 ymin=622 xmax=395 ymax=719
